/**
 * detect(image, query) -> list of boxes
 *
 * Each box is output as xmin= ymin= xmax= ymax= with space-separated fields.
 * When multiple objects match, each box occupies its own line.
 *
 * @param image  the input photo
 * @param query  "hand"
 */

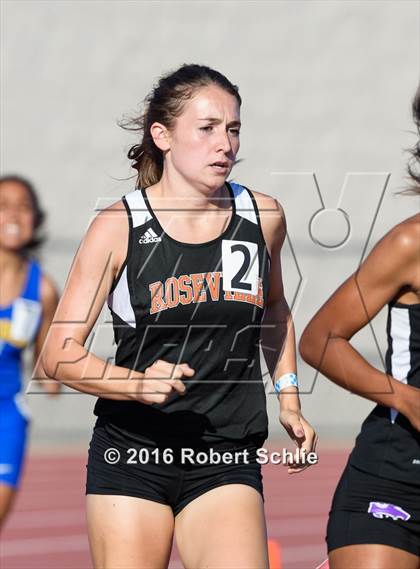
xmin=279 ymin=409 xmax=318 ymax=474
xmin=131 ymin=360 xmax=195 ymax=405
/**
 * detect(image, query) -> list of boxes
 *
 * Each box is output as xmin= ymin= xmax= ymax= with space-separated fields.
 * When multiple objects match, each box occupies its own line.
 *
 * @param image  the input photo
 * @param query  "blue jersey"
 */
xmin=0 ymin=260 xmax=43 ymax=399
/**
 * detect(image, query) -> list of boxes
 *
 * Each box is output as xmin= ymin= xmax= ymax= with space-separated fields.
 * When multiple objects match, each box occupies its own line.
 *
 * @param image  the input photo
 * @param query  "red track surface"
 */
xmin=0 ymin=445 xmax=350 ymax=569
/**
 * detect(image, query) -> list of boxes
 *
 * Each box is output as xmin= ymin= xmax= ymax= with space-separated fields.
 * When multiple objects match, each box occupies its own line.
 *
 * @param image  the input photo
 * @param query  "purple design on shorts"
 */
xmin=368 ymin=501 xmax=411 ymax=522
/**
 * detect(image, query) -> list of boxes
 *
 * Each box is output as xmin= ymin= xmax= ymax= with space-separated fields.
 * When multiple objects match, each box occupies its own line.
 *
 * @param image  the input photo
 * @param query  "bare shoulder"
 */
xmin=248 ymin=189 xmax=286 ymax=254
xmin=72 ymin=198 xmax=129 ymax=280
xmin=378 ymin=214 xmax=420 ymax=261
xmin=391 ymin=214 xmax=420 ymax=251
xmin=251 ymin=190 xmax=285 ymax=221
xmin=356 ymin=214 xmax=420 ymax=299
xmin=89 ymin=199 xmax=128 ymax=236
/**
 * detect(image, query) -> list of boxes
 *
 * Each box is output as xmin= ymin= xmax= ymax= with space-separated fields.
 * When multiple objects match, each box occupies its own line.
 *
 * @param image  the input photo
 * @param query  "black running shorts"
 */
xmin=327 ymin=462 xmax=420 ymax=557
xmin=86 ymin=419 xmax=264 ymax=516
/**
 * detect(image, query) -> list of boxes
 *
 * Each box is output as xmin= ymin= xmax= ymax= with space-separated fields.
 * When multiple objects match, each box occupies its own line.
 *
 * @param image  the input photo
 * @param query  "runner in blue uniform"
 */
xmin=42 ymin=64 xmax=317 ymax=568
xmin=0 ymin=175 xmax=59 ymax=526
xmin=300 ymin=88 xmax=420 ymax=568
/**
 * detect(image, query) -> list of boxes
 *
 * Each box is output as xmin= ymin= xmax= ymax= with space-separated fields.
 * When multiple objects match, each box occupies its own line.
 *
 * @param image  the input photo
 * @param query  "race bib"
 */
xmin=10 ymin=298 xmax=42 ymax=344
xmin=222 ymin=239 xmax=259 ymax=295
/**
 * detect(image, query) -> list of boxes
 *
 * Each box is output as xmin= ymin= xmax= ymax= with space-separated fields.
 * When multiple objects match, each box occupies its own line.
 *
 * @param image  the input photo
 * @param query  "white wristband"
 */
xmin=274 ymin=373 xmax=298 ymax=394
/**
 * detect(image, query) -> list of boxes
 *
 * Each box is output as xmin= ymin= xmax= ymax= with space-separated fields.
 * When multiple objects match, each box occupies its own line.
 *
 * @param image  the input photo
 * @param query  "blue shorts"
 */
xmin=0 ymin=395 xmax=30 ymax=488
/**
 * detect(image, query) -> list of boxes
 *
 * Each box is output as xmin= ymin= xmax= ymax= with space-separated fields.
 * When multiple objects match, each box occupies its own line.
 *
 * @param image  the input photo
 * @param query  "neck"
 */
xmin=0 ymin=248 xmax=25 ymax=272
xmin=153 ymin=165 xmax=230 ymax=212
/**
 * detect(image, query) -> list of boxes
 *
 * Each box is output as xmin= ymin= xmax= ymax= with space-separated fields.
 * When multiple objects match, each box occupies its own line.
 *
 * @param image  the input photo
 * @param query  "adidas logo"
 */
xmin=139 ymin=228 xmax=162 ymax=244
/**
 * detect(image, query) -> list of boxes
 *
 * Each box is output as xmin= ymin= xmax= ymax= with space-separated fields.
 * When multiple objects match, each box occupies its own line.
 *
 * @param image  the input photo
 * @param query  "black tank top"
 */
xmin=94 ymin=182 xmax=270 ymax=449
xmin=350 ymin=302 xmax=420 ymax=485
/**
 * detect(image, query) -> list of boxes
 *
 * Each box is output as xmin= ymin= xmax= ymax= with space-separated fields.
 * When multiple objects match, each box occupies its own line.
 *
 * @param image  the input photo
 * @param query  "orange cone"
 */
xmin=267 ymin=538 xmax=282 ymax=569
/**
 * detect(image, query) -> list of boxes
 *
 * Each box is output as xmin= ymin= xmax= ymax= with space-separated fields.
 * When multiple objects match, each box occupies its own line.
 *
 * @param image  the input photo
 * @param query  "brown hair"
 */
xmin=121 ymin=64 xmax=241 ymax=189
xmin=406 ymin=85 xmax=420 ymax=194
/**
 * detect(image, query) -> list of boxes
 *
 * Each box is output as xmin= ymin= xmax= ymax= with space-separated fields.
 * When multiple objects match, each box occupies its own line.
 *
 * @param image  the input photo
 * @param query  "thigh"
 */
xmin=329 ymin=544 xmax=420 ymax=569
xmin=86 ymin=494 xmax=174 ymax=569
xmin=175 ymin=484 xmax=268 ymax=569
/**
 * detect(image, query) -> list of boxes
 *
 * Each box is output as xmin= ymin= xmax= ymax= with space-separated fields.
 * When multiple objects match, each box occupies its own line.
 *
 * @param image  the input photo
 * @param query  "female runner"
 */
xmin=42 ymin=64 xmax=317 ymax=568
xmin=0 ymin=175 xmax=59 ymax=526
xmin=300 ymin=89 xmax=420 ymax=568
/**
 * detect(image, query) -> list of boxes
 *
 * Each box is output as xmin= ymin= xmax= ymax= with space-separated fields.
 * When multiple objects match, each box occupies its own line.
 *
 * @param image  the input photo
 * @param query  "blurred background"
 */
xmin=1 ymin=1 xmax=418 ymax=566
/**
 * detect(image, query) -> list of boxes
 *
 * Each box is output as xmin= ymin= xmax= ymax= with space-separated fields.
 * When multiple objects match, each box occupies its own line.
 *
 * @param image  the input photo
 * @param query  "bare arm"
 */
xmin=41 ymin=201 xmax=189 ymax=404
xmin=255 ymin=192 xmax=317 ymax=470
xmin=257 ymin=197 xmax=298 ymax=399
xmin=299 ymin=219 xmax=420 ymax=430
xmin=33 ymin=274 xmax=60 ymax=394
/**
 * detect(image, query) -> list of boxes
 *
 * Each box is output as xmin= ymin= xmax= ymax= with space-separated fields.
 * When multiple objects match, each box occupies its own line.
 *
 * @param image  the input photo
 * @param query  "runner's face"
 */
xmin=168 ymin=85 xmax=241 ymax=191
xmin=0 ymin=182 xmax=35 ymax=252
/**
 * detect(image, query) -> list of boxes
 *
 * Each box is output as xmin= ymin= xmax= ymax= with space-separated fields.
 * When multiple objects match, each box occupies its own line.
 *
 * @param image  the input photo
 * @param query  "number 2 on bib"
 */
xmin=222 ymin=240 xmax=259 ymax=295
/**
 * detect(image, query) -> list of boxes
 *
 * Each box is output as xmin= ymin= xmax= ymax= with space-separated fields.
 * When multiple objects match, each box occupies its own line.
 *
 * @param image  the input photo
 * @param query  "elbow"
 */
xmin=41 ymin=350 xmax=59 ymax=380
xmin=298 ymin=328 xmax=316 ymax=366
xmin=298 ymin=324 xmax=326 ymax=368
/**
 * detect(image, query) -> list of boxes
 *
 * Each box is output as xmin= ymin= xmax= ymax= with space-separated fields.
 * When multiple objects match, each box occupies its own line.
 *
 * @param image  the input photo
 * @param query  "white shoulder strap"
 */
xmin=124 ymin=190 xmax=153 ymax=228
xmin=229 ymin=182 xmax=258 ymax=225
